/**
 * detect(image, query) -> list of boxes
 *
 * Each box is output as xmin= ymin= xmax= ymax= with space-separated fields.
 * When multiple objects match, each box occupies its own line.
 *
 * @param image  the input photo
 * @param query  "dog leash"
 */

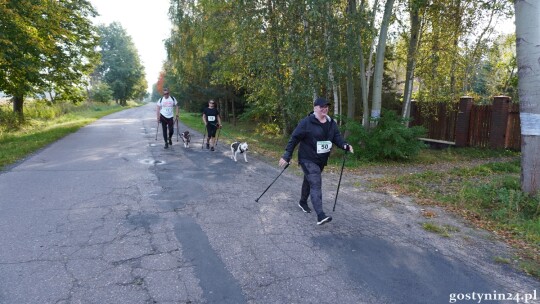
xmin=175 ymin=118 xmax=179 ymax=142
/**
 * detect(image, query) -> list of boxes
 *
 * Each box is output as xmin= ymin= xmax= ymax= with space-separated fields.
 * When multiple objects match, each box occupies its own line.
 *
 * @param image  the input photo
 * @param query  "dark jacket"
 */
xmin=282 ymin=113 xmax=348 ymax=166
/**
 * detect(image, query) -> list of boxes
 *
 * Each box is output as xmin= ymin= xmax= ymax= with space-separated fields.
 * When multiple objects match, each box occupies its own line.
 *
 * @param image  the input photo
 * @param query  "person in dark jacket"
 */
xmin=279 ymin=97 xmax=353 ymax=225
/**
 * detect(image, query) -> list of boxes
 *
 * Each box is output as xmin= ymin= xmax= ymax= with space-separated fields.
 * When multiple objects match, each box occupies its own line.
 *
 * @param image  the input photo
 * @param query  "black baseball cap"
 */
xmin=314 ymin=97 xmax=331 ymax=107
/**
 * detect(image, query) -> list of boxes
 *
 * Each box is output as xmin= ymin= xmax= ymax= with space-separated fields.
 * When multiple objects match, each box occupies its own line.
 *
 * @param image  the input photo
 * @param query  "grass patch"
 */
xmin=413 ymin=147 xmax=518 ymax=164
xmin=493 ymin=256 xmax=511 ymax=264
xmin=377 ymin=159 xmax=540 ymax=278
xmin=422 ymin=222 xmax=460 ymax=237
xmin=520 ymin=259 xmax=540 ymax=278
xmin=181 ymin=112 xmax=289 ymax=162
xmin=0 ymin=101 xmax=140 ymax=170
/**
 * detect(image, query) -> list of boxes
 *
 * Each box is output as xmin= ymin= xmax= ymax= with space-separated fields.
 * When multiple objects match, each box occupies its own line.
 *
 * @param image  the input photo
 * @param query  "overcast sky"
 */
xmin=90 ymin=0 xmax=172 ymax=93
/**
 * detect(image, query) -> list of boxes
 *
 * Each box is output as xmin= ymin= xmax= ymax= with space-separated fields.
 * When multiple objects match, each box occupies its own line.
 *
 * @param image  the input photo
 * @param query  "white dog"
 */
xmin=231 ymin=141 xmax=249 ymax=162
xmin=181 ymin=131 xmax=191 ymax=148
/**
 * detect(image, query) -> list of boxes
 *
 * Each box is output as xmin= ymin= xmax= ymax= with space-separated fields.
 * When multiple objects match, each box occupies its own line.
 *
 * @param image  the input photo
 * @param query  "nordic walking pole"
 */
xmin=332 ymin=149 xmax=348 ymax=212
xmin=215 ymin=125 xmax=222 ymax=147
xmin=255 ymin=163 xmax=290 ymax=202
xmin=155 ymin=121 xmax=160 ymax=140
xmin=176 ymin=118 xmax=179 ymax=142
xmin=201 ymin=126 xmax=207 ymax=149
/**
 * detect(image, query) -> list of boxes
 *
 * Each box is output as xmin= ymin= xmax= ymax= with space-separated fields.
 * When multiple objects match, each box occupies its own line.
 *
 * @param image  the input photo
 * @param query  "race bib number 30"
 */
xmin=208 ymin=116 xmax=216 ymax=122
xmin=317 ymin=141 xmax=332 ymax=154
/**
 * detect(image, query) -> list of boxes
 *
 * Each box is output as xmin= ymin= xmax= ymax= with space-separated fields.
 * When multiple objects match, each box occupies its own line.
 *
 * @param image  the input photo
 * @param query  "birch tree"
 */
xmin=515 ymin=0 xmax=540 ymax=194
xmin=345 ymin=0 xmax=358 ymax=122
xmin=302 ymin=6 xmax=317 ymax=101
xmin=323 ymin=2 xmax=340 ymax=118
xmin=357 ymin=0 xmax=379 ymax=127
xmin=371 ymin=0 xmax=395 ymax=123
xmin=401 ymin=0 xmax=427 ymax=123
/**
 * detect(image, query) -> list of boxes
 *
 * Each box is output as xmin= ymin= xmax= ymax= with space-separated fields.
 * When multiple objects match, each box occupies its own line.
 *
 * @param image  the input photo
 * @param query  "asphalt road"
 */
xmin=0 ymin=103 xmax=537 ymax=304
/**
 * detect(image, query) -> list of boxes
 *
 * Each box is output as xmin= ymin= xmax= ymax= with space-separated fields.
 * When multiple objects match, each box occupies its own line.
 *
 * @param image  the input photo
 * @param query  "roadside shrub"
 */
xmin=24 ymin=100 xmax=63 ymax=119
xmin=0 ymin=106 xmax=20 ymax=131
xmin=90 ymin=82 xmax=113 ymax=103
xmin=58 ymin=87 xmax=87 ymax=104
xmin=344 ymin=110 xmax=427 ymax=161
xmin=256 ymin=122 xmax=281 ymax=137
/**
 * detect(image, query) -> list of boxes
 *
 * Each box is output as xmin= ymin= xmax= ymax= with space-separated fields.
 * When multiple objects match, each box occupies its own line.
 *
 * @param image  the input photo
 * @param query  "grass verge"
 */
xmin=375 ymin=159 xmax=540 ymax=278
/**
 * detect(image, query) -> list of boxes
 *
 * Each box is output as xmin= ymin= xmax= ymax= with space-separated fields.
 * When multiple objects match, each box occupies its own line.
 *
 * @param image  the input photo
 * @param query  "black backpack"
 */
xmin=158 ymin=96 xmax=177 ymax=104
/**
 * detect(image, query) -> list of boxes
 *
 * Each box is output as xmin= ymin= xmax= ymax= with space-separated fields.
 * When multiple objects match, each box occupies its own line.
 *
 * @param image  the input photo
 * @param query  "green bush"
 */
xmin=344 ymin=110 xmax=427 ymax=161
xmin=0 ymin=106 xmax=20 ymax=131
xmin=89 ymin=82 xmax=113 ymax=103
xmin=24 ymin=100 xmax=63 ymax=119
xmin=56 ymin=87 xmax=87 ymax=104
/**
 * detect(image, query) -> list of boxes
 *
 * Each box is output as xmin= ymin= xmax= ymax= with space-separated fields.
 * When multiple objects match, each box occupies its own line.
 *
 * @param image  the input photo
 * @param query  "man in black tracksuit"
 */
xmin=279 ymin=97 xmax=354 ymax=225
xmin=202 ymin=99 xmax=222 ymax=151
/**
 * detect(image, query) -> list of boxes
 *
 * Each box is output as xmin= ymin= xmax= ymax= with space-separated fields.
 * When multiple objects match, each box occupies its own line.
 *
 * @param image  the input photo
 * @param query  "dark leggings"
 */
xmin=299 ymin=161 xmax=325 ymax=216
xmin=160 ymin=115 xmax=174 ymax=141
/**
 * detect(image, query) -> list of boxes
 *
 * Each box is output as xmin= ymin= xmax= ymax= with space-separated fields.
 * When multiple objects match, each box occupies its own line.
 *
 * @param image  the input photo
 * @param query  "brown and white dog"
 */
xmin=230 ymin=141 xmax=248 ymax=162
xmin=181 ymin=131 xmax=191 ymax=148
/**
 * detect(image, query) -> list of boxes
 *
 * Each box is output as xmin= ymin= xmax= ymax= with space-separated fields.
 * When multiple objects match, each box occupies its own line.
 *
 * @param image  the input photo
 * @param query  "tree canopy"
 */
xmin=162 ymin=0 xmax=515 ymax=135
xmin=0 ymin=0 xmax=100 ymax=119
xmin=94 ymin=22 xmax=147 ymax=105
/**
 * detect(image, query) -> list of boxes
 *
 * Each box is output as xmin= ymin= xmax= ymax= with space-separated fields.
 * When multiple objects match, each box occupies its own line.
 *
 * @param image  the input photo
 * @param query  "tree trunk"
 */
xmin=221 ymin=98 xmax=228 ymax=123
xmin=338 ymin=83 xmax=342 ymax=125
xmin=401 ymin=0 xmax=423 ymax=125
xmin=449 ymin=0 xmax=462 ymax=96
xmin=371 ymin=0 xmax=395 ymax=125
xmin=231 ymin=95 xmax=236 ymax=127
xmin=345 ymin=0 xmax=357 ymax=121
xmin=329 ymin=65 xmax=339 ymax=118
xmin=357 ymin=0 xmax=373 ymax=128
xmin=463 ymin=2 xmax=497 ymax=93
xmin=346 ymin=56 xmax=356 ymax=121
xmin=13 ymin=95 xmax=25 ymax=122
xmin=515 ymin=0 xmax=540 ymax=195
xmin=303 ymin=17 xmax=317 ymax=101
xmin=323 ymin=2 xmax=340 ymax=120
xmin=358 ymin=41 xmax=369 ymax=128
xmin=364 ymin=0 xmax=380 ymax=123
xmin=266 ymin=0 xmax=290 ymax=135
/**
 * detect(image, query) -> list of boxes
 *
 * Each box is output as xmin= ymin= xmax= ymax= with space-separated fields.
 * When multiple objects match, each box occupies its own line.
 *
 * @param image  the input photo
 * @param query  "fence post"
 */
xmin=455 ymin=96 xmax=473 ymax=147
xmin=489 ymin=96 xmax=511 ymax=149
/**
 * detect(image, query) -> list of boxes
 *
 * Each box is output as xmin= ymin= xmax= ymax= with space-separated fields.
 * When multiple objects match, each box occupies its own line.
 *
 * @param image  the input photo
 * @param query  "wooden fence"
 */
xmin=410 ymin=96 xmax=521 ymax=150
